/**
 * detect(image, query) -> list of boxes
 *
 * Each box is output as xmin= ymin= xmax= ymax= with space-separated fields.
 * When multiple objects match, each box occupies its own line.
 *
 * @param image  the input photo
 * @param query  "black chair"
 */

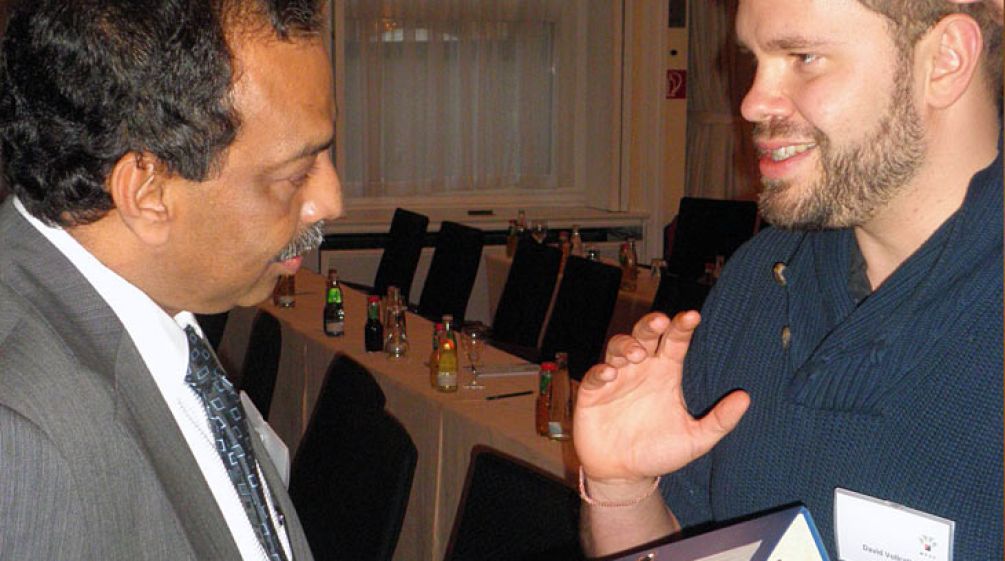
xmin=195 ymin=311 xmax=230 ymax=351
xmin=443 ymin=447 xmax=585 ymax=561
xmin=665 ymin=197 xmax=759 ymax=281
xmin=539 ymin=255 xmax=621 ymax=381
xmin=372 ymin=208 xmax=430 ymax=302
xmin=490 ymin=238 xmax=562 ymax=349
xmin=649 ymin=271 xmax=714 ymax=316
xmin=289 ymin=355 xmax=417 ymax=561
xmin=416 ymin=221 xmax=484 ymax=324
xmin=238 ymin=310 xmax=282 ymax=418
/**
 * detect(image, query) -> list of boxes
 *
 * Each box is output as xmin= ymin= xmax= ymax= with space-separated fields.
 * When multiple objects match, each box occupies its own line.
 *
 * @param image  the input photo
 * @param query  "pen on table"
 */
xmin=485 ymin=390 xmax=534 ymax=401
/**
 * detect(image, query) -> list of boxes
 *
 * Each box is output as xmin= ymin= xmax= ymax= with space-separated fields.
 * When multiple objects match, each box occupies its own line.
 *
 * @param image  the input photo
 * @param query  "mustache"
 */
xmin=752 ymin=120 xmax=825 ymax=145
xmin=274 ymin=221 xmax=326 ymax=262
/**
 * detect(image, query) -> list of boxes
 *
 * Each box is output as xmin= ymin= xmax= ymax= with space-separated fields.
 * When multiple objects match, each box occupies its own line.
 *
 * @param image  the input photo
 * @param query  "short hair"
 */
xmin=857 ymin=0 xmax=1003 ymax=101
xmin=0 ymin=0 xmax=324 ymax=227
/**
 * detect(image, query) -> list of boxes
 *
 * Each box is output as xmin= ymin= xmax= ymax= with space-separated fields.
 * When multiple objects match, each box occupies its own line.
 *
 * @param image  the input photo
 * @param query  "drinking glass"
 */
xmin=530 ymin=220 xmax=548 ymax=244
xmin=461 ymin=325 xmax=487 ymax=390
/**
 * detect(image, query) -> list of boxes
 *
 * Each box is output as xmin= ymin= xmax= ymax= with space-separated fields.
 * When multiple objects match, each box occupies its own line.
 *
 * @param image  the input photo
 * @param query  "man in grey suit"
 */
xmin=0 ymin=0 xmax=342 ymax=559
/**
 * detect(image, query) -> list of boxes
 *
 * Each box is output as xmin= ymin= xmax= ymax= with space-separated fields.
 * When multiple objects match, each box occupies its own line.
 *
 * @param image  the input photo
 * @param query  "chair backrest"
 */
xmin=417 ymin=221 xmax=485 ymax=324
xmin=539 ymin=255 xmax=621 ymax=381
xmin=373 ymin=208 xmax=430 ymax=302
xmin=239 ymin=310 xmax=282 ymax=418
xmin=666 ymin=197 xmax=758 ymax=281
xmin=443 ymin=446 xmax=585 ymax=561
xmin=490 ymin=238 xmax=563 ymax=348
xmin=649 ymin=271 xmax=714 ymax=316
xmin=289 ymin=355 xmax=417 ymax=561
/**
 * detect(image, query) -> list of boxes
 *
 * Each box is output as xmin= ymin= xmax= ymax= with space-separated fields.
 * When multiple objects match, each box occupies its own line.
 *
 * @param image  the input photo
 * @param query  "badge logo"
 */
xmin=919 ymin=535 xmax=937 ymax=559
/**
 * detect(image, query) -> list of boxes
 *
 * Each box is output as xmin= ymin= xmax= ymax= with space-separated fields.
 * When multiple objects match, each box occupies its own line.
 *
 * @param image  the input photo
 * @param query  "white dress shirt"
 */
xmin=15 ymin=199 xmax=293 ymax=560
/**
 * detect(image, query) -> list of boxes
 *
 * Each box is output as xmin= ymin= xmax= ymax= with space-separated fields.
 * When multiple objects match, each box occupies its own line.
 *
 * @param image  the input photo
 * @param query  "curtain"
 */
xmin=684 ymin=0 xmax=758 ymax=201
xmin=343 ymin=0 xmax=575 ymax=199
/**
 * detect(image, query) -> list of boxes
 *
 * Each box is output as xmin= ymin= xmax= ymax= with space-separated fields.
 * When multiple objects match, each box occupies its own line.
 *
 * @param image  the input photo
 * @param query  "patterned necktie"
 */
xmin=184 ymin=325 xmax=288 ymax=561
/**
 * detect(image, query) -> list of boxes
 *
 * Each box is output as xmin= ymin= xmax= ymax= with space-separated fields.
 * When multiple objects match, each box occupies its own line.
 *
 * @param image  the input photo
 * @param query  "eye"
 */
xmin=289 ymin=155 xmax=323 ymax=188
xmin=794 ymin=52 xmax=820 ymax=65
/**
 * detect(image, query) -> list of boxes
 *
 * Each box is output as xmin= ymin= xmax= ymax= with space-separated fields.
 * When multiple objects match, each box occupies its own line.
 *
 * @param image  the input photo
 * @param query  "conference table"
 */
xmin=217 ymin=268 xmax=577 ymax=561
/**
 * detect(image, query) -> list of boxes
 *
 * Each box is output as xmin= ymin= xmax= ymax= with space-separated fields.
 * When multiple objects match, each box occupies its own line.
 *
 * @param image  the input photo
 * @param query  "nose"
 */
xmin=300 ymin=150 xmax=344 ymax=224
xmin=740 ymin=65 xmax=794 ymax=125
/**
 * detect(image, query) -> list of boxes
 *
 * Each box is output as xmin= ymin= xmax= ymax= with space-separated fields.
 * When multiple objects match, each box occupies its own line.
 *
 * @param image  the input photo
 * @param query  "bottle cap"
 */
xmin=540 ymin=361 xmax=558 ymax=371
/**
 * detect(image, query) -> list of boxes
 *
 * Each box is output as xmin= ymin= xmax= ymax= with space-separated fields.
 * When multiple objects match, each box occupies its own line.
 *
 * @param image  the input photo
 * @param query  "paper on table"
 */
xmin=466 ymin=363 xmax=539 ymax=377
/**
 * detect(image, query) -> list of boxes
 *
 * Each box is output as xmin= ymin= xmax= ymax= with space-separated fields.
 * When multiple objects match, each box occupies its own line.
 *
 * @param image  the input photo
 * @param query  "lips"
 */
xmin=278 ymin=255 xmax=303 ymax=274
xmin=756 ymin=141 xmax=818 ymax=181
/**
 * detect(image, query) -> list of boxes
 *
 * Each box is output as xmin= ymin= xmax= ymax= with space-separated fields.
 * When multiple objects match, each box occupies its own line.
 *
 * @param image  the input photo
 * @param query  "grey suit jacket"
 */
xmin=0 ymin=200 xmax=314 ymax=560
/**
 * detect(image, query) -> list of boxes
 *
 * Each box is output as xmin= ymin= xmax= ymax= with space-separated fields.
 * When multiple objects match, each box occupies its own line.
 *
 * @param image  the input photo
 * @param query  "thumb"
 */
xmin=688 ymin=390 xmax=751 ymax=459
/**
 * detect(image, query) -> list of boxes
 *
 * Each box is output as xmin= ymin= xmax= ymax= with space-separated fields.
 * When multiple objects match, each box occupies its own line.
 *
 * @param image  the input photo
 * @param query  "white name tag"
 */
xmin=834 ymin=488 xmax=954 ymax=561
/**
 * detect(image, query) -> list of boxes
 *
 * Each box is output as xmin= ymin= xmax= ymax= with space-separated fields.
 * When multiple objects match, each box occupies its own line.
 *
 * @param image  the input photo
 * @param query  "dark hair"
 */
xmin=0 ymin=0 xmax=324 ymax=226
xmin=857 ymin=0 xmax=1002 ymax=102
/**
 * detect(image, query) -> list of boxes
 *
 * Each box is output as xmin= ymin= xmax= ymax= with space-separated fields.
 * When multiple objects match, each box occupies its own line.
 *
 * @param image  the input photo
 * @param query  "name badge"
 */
xmin=834 ymin=488 xmax=954 ymax=561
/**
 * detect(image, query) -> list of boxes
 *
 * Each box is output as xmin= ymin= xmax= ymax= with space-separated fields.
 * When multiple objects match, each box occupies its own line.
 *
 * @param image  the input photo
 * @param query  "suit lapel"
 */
xmin=1 ymin=202 xmax=242 ymax=559
xmin=114 ymin=338 xmax=243 ymax=560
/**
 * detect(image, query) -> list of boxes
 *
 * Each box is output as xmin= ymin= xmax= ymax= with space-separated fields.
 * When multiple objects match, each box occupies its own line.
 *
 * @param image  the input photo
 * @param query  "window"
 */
xmin=333 ymin=1 xmax=619 ymax=208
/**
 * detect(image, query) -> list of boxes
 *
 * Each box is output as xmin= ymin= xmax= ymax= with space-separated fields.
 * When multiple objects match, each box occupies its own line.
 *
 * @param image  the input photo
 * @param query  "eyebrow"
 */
xmin=736 ymin=34 xmax=840 ymax=53
xmin=266 ymin=135 xmax=334 ymax=173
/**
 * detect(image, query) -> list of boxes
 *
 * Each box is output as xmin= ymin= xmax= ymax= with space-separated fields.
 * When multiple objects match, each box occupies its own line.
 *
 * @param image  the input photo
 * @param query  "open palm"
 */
xmin=574 ymin=312 xmax=750 ymax=482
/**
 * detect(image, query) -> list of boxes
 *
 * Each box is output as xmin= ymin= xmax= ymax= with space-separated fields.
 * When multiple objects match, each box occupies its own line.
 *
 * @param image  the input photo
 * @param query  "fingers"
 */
xmin=631 ymin=313 xmax=672 ymax=354
xmin=579 ymin=362 xmax=619 ymax=391
xmin=604 ymin=334 xmax=649 ymax=367
xmin=655 ymin=310 xmax=702 ymax=361
xmin=603 ymin=313 xmax=673 ymax=367
xmin=690 ymin=389 xmax=751 ymax=458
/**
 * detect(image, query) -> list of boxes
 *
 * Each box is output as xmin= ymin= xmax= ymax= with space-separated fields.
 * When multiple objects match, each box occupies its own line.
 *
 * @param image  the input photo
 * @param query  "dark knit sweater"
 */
xmin=662 ymin=143 xmax=1003 ymax=560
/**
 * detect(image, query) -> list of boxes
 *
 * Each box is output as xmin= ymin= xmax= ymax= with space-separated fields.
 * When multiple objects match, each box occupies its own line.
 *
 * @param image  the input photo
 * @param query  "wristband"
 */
xmin=578 ymin=466 xmax=661 ymax=508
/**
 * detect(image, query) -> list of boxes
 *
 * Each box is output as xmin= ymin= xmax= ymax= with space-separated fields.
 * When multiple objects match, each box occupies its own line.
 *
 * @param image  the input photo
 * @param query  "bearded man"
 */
xmin=574 ymin=0 xmax=1002 ymax=559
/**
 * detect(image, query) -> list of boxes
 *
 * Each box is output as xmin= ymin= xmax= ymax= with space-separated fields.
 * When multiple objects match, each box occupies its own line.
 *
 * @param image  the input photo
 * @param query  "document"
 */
xmin=612 ymin=505 xmax=829 ymax=561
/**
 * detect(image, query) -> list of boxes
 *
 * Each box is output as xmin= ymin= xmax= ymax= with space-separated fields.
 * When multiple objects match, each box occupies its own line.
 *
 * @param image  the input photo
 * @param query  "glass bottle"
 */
xmin=535 ymin=361 xmax=557 ymax=436
xmin=384 ymin=285 xmax=405 ymax=339
xmin=275 ymin=274 xmax=296 ymax=308
xmin=436 ymin=317 xmax=458 ymax=392
xmin=323 ymin=269 xmax=344 ymax=336
xmin=547 ymin=354 xmax=572 ymax=441
xmin=570 ymin=224 xmax=584 ymax=257
xmin=428 ymin=322 xmax=445 ymax=388
xmin=619 ymin=238 xmax=639 ymax=292
xmin=364 ymin=295 xmax=383 ymax=352
xmin=384 ymin=306 xmax=408 ymax=358
xmin=506 ymin=219 xmax=519 ymax=258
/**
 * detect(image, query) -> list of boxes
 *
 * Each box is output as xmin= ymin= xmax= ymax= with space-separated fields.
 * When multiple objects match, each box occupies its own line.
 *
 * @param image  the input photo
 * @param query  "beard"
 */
xmin=755 ymin=55 xmax=926 ymax=230
xmin=274 ymin=220 xmax=326 ymax=262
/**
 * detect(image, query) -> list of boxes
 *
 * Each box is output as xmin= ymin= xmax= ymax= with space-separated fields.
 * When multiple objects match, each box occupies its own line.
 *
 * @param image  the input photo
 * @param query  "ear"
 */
xmin=919 ymin=13 xmax=984 ymax=110
xmin=106 ymin=152 xmax=171 ymax=246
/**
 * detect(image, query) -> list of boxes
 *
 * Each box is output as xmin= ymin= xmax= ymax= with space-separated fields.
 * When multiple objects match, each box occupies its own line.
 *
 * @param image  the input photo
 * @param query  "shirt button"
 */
xmin=781 ymin=325 xmax=791 ymax=349
xmin=772 ymin=262 xmax=787 ymax=286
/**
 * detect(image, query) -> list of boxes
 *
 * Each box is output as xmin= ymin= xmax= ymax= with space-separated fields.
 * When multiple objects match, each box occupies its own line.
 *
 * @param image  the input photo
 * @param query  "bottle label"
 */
xmin=436 ymin=371 xmax=457 ymax=390
xmin=325 ymin=320 xmax=344 ymax=336
xmin=547 ymin=421 xmax=570 ymax=440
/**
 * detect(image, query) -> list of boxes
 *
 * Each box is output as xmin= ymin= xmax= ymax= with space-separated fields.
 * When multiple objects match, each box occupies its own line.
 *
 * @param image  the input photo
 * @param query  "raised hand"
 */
xmin=573 ymin=311 xmax=750 ymax=484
